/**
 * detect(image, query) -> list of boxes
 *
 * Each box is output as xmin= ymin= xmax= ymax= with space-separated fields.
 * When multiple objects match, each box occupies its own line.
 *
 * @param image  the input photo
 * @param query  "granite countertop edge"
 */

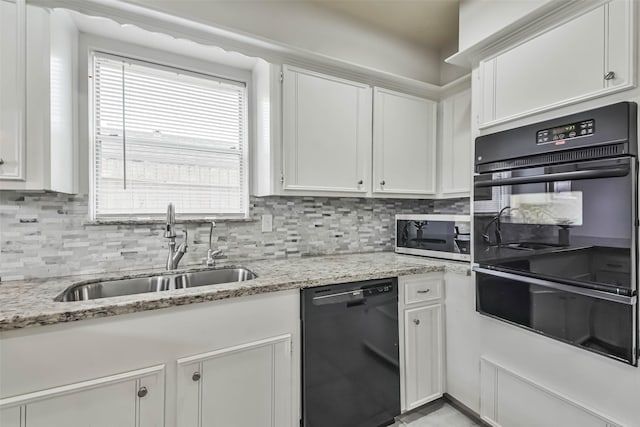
xmin=0 ymin=253 xmax=471 ymax=332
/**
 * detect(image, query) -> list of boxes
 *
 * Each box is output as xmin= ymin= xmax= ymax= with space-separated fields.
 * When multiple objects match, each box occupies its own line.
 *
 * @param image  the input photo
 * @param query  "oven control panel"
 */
xmin=537 ymin=119 xmax=595 ymax=144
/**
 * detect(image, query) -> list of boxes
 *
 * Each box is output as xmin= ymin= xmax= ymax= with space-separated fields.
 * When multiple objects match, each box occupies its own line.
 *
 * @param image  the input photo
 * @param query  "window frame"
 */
xmin=85 ymin=37 xmax=251 ymax=222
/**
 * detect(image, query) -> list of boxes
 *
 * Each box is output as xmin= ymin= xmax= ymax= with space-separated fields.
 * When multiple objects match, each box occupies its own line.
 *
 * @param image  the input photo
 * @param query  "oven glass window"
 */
xmin=474 ymin=157 xmax=634 ymax=291
xmin=476 ymin=271 xmax=635 ymax=364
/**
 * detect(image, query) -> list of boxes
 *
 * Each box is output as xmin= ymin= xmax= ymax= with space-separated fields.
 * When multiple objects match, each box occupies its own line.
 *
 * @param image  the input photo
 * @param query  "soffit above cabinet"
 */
xmin=34 ymin=0 xmax=450 ymax=99
xmin=446 ymin=0 xmax=610 ymax=67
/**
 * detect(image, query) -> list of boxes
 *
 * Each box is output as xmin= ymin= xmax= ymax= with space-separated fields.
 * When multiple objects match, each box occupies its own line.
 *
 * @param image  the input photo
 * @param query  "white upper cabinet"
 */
xmin=479 ymin=0 xmax=635 ymax=128
xmin=282 ymin=65 xmax=371 ymax=195
xmin=439 ymin=89 xmax=471 ymax=197
xmin=0 ymin=0 xmax=26 ymax=181
xmin=373 ymin=88 xmax=437 ymax=197
xmin=0 ymin=5 xmax=77 ymax=192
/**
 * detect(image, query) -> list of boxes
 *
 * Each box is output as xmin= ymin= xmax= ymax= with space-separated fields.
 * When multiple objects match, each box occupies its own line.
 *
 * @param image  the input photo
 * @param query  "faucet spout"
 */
xmin=164 ymin=203 xmax=176 ymax=238
xmin=164 ymin=203 xmax=187 ymax=270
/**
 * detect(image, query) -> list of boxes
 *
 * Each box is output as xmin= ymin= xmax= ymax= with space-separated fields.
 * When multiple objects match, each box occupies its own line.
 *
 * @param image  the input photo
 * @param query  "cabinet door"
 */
xmin=177 ymin=335 xmax=293 ymax=427
xmin=444 ymin=271 xmax=480 ymax=413
xmin=283 ymin=65 xmax=371 ymax=194
xmin=0 ymin=407 xmax=21 ymax=427
xmin=480 ymin=0 xmax=634 ymax=127
xmin=0 ymin=0 xmax=26 ymax=180
xmin=373 ymin=88 xmax=437 ymax=196
xmin=0 ymin=366 xmax=164 ymax=427
xmin=404 ymin=304 xmax=443 ymax=410
xmin=439 ymin=89 xmax=471 ymax=196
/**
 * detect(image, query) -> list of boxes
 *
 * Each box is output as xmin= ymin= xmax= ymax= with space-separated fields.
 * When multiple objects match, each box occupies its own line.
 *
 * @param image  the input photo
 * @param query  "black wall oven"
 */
xmin=473 ymin=102 xmax=639 ymax=365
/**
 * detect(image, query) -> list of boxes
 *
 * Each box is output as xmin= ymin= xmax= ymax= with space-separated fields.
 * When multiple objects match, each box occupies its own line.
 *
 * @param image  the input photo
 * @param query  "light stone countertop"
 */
xmin=0 ymin=252 xmax=470 ymax=332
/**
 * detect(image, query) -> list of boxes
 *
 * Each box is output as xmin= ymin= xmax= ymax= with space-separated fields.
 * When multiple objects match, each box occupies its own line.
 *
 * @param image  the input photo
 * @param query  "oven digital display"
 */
xmin=536 ymin=119 xmax=595 ymax=144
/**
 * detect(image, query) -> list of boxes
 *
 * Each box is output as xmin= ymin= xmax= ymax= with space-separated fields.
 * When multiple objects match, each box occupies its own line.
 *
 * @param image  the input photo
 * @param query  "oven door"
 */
xmin=475 ymin=267 xmax=638 ymax=365
xmin=474 ymin=156 xmax=637 ymax=296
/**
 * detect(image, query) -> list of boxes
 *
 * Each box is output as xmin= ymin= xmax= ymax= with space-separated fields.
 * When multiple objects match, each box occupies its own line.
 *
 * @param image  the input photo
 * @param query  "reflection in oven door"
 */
xmin=475 ymin=268 xmax=637 ymax=365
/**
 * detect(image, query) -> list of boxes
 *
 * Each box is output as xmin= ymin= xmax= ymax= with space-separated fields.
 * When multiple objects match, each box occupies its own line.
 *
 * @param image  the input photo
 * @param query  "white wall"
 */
xmin=125 ymin=0 xmax=443 ymax=85
xmin=458 ymin=0 xmax=554 ymax=51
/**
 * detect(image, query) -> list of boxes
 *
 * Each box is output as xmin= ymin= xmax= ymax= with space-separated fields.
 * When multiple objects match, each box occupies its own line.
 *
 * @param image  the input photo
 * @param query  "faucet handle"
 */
xmin=182 ymin=229 xmax=188 ymax=246
xmin=206 ymin=249 xmax=223 ymax=267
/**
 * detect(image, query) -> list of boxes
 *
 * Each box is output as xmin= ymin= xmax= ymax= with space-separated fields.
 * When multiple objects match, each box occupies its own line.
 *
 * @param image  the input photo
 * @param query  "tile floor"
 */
xmin=392 ymin=400 xmax=482 ymax=427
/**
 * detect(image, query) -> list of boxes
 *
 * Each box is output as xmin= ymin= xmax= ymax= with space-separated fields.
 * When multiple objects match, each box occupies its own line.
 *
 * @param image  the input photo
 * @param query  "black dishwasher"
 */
xmin=301 ymin=278 xmax=400 ymax=427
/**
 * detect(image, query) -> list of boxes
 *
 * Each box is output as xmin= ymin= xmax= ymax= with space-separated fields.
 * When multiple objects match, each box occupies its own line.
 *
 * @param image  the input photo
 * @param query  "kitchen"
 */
xmin=0 ymin=1 xmax=638 ymax=426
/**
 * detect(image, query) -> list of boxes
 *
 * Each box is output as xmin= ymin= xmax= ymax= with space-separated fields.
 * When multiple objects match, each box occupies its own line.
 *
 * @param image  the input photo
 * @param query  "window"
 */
xmin=91 ymin=52 xmax=248 ymax=220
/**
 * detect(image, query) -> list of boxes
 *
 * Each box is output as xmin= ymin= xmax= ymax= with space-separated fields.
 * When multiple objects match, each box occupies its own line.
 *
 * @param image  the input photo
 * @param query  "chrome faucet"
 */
xmin=206 ymin=221 xmax=223 ymax=267
xmin=164 ymin=203 xmax=188 ymax=270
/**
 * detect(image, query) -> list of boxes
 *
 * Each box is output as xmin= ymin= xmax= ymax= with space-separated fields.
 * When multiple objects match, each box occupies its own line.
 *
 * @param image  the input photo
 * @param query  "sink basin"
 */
xmin=56 ymin=268 xmax=258 ymax=302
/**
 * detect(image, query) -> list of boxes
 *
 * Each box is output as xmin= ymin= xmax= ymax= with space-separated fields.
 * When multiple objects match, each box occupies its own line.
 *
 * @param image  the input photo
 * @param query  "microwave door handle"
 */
xmin=474 ymin=166 xmax=630 ymax=188
xmin=472 ymin=267 xmax=637 ymax=305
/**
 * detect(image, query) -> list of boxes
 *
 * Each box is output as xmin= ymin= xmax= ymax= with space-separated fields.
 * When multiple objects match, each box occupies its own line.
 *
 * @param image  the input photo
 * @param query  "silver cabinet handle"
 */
xmin=604 ymin=71 xmax=616 ymax=80
xmin=137 ymin=386 xmax=148 ymax=398
xmin=417 ymin=289 xmax=431 ymax=294
xmin=0 ymin=158 xmax=4 ymax=165
xmin=380 ymin=180 xmax=386 ymax=186
xmin=192 ymin=372 xmax=201 ymax=382
xmin=357 ymin=180 xmax=363 ymax=185
xmin=413 ymin=318 xmax=420 ymax=325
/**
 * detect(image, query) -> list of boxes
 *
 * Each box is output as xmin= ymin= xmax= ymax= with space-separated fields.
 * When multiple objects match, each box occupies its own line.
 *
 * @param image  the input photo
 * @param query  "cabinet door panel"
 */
xmin=177 ymin=335 xmax=293 ymax=427
xmin=606 ymin=0 xmax=634 ymax=90
xmin=0 ymin=0 xmax=25 ymax=180
xmin=493 ymin=6 xmax=605 ymax=121
xmin=373 ymin=88 xmax=436 ymax=195
xmin=440 ymin=89 xmax=471 ymax=196
xmin=26 ymin=381 xmax=137 ymax=427
xmin=0 ymin=366 xmax=164 ymax=427
xmin=0 ymin=407 xmax=21 ymax=427
xmin=283 ymin=66 xmax=371 ymax=193
xmin=404 ymin=304 xmax=443 ymax=410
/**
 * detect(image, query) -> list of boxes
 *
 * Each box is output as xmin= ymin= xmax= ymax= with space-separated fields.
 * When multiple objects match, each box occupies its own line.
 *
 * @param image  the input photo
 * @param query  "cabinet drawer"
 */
xmin=402 ymin=274 xmax=443 ymax=305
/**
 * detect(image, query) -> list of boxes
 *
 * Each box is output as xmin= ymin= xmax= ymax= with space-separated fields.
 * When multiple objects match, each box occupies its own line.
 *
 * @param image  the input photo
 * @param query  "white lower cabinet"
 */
xmin=177 ymin=335 xmax=293 ymax=427
xmin=0 ymin=365 xmax=165 ymax=427
xmin=399 ymin=273 xmax=444 ymax=412
xmin=444 ymin=270 xmax=480 ymax=413
xmin=404 ymin=304 xmax=443 ymax=409
xmin=0 ymin=290 xmax=300 ymax=427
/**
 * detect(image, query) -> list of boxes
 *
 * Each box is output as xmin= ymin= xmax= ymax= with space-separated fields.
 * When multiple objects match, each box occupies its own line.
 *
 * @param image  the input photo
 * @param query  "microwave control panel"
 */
xmin=536 ymin=119 xmax=595 ymax=145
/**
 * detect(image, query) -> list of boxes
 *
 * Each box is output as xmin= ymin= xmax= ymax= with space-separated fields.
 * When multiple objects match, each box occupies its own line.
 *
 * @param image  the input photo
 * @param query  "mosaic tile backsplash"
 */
xmin=0 ymin=191 xmax=469 ymax=281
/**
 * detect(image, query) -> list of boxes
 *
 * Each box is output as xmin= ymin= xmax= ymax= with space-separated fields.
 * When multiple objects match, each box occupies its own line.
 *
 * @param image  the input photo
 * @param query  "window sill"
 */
xmin=84 ymin=217 xmax=255 ymax=226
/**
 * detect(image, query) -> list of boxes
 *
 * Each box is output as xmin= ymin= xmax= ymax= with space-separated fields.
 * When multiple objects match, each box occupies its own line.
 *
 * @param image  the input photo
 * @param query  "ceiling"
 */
xmin=313 ymin=0 xmax=460 ymax=50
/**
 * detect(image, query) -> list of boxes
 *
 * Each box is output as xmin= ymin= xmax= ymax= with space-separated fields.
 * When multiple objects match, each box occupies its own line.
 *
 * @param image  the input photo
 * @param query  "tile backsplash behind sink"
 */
xmin=0 ymin=191 xmax=469 ymax=281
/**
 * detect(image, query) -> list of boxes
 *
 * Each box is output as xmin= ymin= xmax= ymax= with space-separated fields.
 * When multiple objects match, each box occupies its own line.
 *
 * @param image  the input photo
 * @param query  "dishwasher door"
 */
xmin=301 ymin=278 xmax=400 ymax=427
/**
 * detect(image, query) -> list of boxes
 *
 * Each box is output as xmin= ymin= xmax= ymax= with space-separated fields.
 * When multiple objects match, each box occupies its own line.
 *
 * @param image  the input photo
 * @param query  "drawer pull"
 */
xmin=417 ymin=289 xmax=431 ymax=294
xmin=413 ymin=319 xmax=420 ymax=325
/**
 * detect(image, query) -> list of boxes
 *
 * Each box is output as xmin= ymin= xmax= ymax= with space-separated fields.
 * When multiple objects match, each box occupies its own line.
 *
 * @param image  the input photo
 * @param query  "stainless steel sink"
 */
xmin=56 ymin=268 xmax=257 ymax=302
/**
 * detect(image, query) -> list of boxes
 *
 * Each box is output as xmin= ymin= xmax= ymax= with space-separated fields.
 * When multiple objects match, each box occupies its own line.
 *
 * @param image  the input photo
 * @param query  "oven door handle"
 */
xmin=472 ymin=266 xmax=637 ymax=305
xmin=474 ymin=166 xmax=629 ymax=188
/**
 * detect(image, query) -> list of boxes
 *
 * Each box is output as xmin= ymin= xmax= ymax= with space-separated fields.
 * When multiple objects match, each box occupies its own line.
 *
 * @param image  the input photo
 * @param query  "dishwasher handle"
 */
xmin=312 ymin=289 xmax=365 ymax=306
xmin=310 ymin=281 xmax=395 ymax=306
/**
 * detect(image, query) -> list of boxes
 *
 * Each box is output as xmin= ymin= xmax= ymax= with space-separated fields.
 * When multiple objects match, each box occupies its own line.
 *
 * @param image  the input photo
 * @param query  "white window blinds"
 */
xmin=92 ymin=53 xmax=247 ymax=220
